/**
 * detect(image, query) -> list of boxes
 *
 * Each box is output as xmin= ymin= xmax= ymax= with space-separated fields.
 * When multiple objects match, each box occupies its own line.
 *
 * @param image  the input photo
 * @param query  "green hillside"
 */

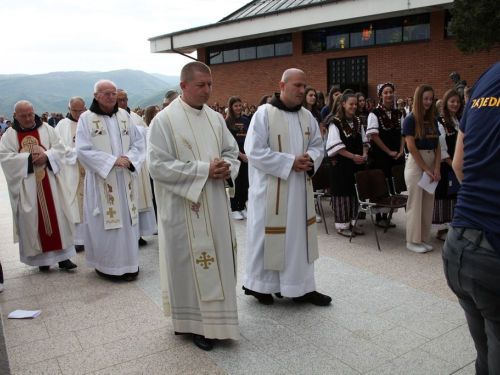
xmin=0 ymin=70 xmax=179 ymax=117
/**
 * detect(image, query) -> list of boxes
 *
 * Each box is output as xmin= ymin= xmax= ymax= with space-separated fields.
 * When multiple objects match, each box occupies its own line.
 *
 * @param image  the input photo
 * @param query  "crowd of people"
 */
xmin=0 ymin=60 xmax=498 ymax=373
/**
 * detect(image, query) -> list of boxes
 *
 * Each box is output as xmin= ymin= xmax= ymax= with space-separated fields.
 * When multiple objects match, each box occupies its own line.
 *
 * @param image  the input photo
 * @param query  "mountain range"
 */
xmin=0 ymin=70 xmax=180 ymax=117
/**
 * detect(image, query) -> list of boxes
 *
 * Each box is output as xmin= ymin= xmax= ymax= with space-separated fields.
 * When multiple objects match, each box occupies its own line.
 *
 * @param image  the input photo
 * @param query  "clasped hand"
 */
xmin=425 ymin=169 xmax=441 ymax=183
xmin=209 ymin=158 xmax=231 ymax=180
xmin=114 ymin=156 xmax=131 ymax=169
xmin=32 ymin=151 xmax=48 ymax=165
xmin=293 ymin=153 xmax=313 ymax=172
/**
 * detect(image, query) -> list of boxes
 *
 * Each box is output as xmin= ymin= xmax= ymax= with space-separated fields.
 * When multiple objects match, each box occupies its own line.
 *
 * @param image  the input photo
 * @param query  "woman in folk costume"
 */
xmin=225 ymin=96 xmax=250 ymax=220
xmin=433 ymin=89 xmax=462 ymax=240
xmin=366 ymin=82 xmax=405 ymax=228
xmin=326 ymin=93 xmax=369 ymax=237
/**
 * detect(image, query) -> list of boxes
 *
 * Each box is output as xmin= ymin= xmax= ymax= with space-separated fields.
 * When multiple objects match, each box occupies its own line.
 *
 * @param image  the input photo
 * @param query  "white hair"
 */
xmin=14 ymin=100 xmax=34 ymax=113
xmin=68 ymin=96 xmax=85 ymax=107
xmin=94 ymin=79 xmax=116 ymax=93
xmin=163 ymin=89 xmax=180 ymax=104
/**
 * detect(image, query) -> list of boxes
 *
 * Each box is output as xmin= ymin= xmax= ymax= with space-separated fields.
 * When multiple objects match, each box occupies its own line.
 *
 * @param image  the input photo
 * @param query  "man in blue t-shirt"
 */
xmin=443 ymin=61 xmax=500 ymax=375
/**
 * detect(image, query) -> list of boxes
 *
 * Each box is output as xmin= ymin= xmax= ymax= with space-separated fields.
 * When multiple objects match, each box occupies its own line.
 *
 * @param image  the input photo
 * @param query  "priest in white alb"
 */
xmin=76 ymin=80 xmax=144 ymax=281
xmin=243 ymin=69 xmax=332 ymax=306
xmin=55 ymin=96 xmax=87 ymax=252
xmin=148 ymin=62 xmax=240 ymax=351
xmin=0 ymin=100 xmax=77 ymax=271
xmin=116 ymin=89 xmax=157 ymax=244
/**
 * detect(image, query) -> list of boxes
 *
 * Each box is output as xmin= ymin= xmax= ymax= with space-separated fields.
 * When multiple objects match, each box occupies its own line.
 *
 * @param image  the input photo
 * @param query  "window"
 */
xmin=376 ymin=19 xmax=402 ymax=45
xmin=223 ymin=44 xmax=239 ymax=63
xmin=207 ymin=34 xmax=292 ymax=65
xmin=403 ymin=13 xmax=430 ymax=41
xmin=326 ymin=26 xmax=350 ymax=50
xmin=275 ymin=34 xmax=293 ymax=56
xmin=209 ymin=46 xmax=223 ymax=65
xmin=445 ymin=10 xmax=453 ymax=38
xmin=350 ymin=23 xmax=374 ymax=48
xmin=303 ymin=13 xmax=430 ymax=53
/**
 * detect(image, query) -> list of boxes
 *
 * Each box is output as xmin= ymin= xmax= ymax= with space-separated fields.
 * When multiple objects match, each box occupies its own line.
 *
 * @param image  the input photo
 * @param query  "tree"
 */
xmin=449 ymin=0 xmax=500 ymax=54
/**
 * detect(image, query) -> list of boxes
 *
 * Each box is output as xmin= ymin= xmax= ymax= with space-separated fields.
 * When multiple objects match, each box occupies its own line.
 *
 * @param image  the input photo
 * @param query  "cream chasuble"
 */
xmin=147 ymin=97 xmax=240 ymax=340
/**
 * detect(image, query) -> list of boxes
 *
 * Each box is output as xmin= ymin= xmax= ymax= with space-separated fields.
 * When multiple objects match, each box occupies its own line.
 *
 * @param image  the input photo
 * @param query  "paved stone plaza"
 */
xmin=0 ymin=170 xmax=476 ymax=374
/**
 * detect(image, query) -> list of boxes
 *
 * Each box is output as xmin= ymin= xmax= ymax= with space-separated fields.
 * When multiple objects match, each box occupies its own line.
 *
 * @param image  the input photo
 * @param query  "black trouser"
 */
xmin=230 ymin=161 xmax=249 ymax=212
xmin=443 ymin=227 xmax=500 ymax=375
xmin=0 ymin=261 xmax=3 ymax=284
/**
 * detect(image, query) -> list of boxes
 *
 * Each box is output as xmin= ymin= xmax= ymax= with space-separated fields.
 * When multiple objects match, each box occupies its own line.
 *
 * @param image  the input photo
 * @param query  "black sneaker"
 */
xmin=292 ymin=291 xmax=332 ymax=306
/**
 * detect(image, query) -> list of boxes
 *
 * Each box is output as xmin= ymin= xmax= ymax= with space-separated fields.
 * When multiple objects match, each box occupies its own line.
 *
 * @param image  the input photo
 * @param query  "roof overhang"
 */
xmin=149 ymin=0 xmax=452 ymax=54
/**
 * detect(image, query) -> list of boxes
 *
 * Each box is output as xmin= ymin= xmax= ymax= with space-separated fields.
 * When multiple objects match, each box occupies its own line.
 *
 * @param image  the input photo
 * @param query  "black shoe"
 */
xmin=292 ymin=291 xmax=332 ymax=306
xmin=58 ymin=259 xmax=77 ymax=270
xmin=242 ymin=286 xmax=274 ymax=305
xmin=275 ymin=292 xmax=283 ymax=299
xmin=193 ymin=334 xmax=213 ymax=351
xmin=39 ymin=266 xmax=50 ymax=271
xmin=75 ymin=245 xmax=85 ymax=252
xmin=139 ymin=237 xmax=147 ymax=246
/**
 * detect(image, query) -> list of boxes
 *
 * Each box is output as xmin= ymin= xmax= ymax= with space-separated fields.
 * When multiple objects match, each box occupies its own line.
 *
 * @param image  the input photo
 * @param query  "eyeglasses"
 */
xmin=70 ymin=109 xmax=86 ymax=113
xmin=98 ymin=92 xmax=118 ymax=97
xmin=116 ymin=98 xmax=128 ymax=103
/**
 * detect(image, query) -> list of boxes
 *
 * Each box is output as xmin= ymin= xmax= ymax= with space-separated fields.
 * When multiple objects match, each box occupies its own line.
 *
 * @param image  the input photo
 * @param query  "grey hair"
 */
xmin=281 ymin=68 xmax=305 ymax=83
xmin=68 ymin=96 xmax=85 ymax=107
xmin=163 ymin=89 xmax=180 ymax=104
xmin=94 ymin=79 xmax=116 ymax=93
xmin=117 ymin=88 xmax=127 ymax=95
xmin=14 ymin=100 xmax=34 ymax=113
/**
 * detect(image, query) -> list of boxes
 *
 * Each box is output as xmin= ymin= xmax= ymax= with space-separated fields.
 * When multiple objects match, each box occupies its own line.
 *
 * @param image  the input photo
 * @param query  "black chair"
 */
xmin=391 ymin=164 xmax=407 ymax=198
xmin=312 ymin=162 xmax=331 ymax=234
xmin=350 ymin=169 xmax=408 ymax=250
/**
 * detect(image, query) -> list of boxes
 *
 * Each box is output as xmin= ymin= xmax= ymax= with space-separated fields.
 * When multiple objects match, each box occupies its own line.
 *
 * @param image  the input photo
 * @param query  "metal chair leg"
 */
xmin=318 ymin=198 xmax=328 ymax=235
xmin=370 ymin=213 xmax=381 ymax=251
xmin=349 ymin=211 xmax=361 ymax=243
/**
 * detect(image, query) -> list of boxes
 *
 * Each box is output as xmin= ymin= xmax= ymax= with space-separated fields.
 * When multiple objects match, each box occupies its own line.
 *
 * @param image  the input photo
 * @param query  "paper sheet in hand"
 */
xmin=8 ymin=310 xmax=42 ymax=319
xmin=418 ymin=172 xmax=438 ymax=194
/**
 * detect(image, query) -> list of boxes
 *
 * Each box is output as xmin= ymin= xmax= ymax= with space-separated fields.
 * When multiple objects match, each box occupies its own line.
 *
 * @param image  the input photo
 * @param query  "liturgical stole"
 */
xmin=17 ymin=129 xmax=63 ymax=253
xmin=163 ymin=102 xmax=236 ymax=302
xmin=264 ymin=105 xmax=319 ymax=271
xmin=87 ymin=110 xmax=138 ymax=230
xmin=70 ymin=121 xmax=86 ymax=223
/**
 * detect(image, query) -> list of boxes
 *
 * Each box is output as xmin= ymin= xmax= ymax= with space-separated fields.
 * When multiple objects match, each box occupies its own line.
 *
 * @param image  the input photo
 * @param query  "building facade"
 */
xmin=150 ymin=0 xmax=500 ymax=106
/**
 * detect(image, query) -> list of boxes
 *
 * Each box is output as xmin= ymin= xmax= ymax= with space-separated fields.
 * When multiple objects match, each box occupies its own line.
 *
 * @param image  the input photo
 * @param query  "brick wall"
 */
xmin=201 ymin=10 xmax=500 ymax=107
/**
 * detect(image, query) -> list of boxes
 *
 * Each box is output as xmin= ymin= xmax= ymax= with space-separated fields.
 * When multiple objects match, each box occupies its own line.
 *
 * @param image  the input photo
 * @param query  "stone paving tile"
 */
xmin=7 ymin=333 xmax=82 ymax=368
xmin=10 ymin=358 xmax=62 ymax=375
xmin=57 ymin=326 xmax=182 ymax=375
xmin=365 ymin=348 xmax=461 ymax=375
xmin=368 ymin=326 xmax=430 ymax=356
xmin=451 ymin=361 xmax=475 ymax=375
xmin=4 ymin=319 xmax=49 ymax=348
xmin=316 ymin=296 xmax=396 ymax=340
xmin=296 ymin=320 xmax=397 ymax=373
xmin=420 ymin=325 xmax=476 ymax=368
xmin=378 ymin=304 xmax=461 ymax=339
xmin=206 ymin=341 xmax=290 ymax=375
xmin=95 ymin=348 xmax=227 ymax=375
xmin=274 ymin=344 xmax=361 ymax=375
xmin=75 ymin=309 xmax=168 ymax=349
xmin=237 ymin=308 xmax=309 ymax=357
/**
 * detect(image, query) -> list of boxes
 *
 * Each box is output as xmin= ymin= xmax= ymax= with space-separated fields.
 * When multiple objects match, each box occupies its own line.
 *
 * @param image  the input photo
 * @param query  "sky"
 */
xmin=1 ymin=0 xmax=250 ymax=76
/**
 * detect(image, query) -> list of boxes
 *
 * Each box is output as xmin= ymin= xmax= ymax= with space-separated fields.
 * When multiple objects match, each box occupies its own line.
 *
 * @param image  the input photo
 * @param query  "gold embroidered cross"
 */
xmin=106 ymin=207 xmax=117 ymax=218
xmin=132 ymin=204 xmax=137 ymax=214
xmin=93 ymin=120 xmax=100 ymax=129
xmin=305 ymin=127 xmax=311 ymax=140
xmin=196 ymin=252 xmax=214 ymax=270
